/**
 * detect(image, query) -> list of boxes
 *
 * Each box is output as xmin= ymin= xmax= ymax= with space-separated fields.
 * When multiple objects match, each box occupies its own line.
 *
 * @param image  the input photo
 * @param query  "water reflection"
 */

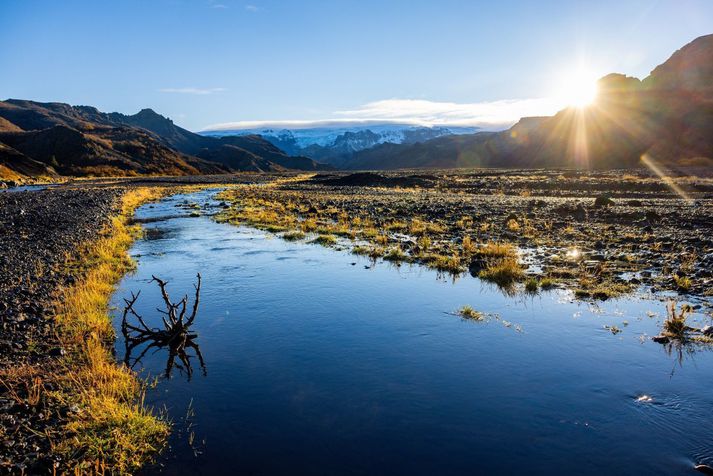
xmin=120 ymin=274 xmax=207 ymax=380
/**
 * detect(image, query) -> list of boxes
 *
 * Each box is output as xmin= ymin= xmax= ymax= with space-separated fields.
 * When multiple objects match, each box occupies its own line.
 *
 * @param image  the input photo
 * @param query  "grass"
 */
xmin=662 ymin=301 xmax=691 ymax=339
xmin=282 ymin=230 xmax=306 ymax=241
xmin=524 ymin=277 xmax=539 ymax=293
xmin=457 ymin=305 xmax=485 ymax=321
xmin=477 ymin=242 xmax=517 ymax=259
xmin=574 ymin=280 xmax=632 ymax=300
xmin=383 ymin=246 xmax=408 ymax=262
xmin=478 ymin=257 xmax=524 ymax=287
xmin=673 ymin=274 xmax=692 ymax=292
xmin=425 ymin=253 xmax=463 ymax=273
xmin=352 ymin=245 xmax=385 ymax=258
xmin=461 ymin=235 xmax=477 ymax=255
xmin=311 ymin=234 xmax=338 ymax=246
xmin=51 ymin=187 xmax=170 ymax=473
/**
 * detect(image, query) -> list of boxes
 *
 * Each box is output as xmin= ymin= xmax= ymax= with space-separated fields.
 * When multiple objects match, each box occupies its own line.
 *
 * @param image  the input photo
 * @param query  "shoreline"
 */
xmin=0 ymin=186 xmax=168 ymax=473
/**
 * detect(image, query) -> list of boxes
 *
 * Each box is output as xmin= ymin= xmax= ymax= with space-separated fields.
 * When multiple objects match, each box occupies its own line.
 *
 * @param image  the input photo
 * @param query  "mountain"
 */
xmin=0 ymin=100 xmax=328 ymax=180
xmin=0 ymin=142 xmax=57 ymax=181
xmin=345 ymin=34 xmax=713 ymax=170
xmin=202 ymin=124 xmax=477 ymax=166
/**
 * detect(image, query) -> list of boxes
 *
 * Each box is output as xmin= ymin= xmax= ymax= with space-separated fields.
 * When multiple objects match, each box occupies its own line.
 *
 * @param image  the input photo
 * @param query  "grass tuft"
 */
xmin=457 ymin=305 xmax=485 ymax=321
xmin=311 ymin=234 xmax=338 ymax=246
xmin=283 ymin=230 xmax=306 ymax=241
xmin=662 ymin=301 xmax=691 ymax=339
xmin=524 ymin=277 xmax=539 ymax=293
xmin=478 ymin=257 xmax=524 ymax=287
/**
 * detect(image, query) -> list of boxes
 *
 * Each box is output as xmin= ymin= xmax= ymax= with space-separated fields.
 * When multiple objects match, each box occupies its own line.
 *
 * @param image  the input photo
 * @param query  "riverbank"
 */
xmin=0 ymin=187 xmax=168 ymax=473
xmin=215 ymin=169 xmax=713 ymax=302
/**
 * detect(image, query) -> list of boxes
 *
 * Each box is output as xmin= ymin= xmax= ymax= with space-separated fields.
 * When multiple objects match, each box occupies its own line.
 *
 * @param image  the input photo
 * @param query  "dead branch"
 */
xmin=121 ymin=273 xmax=206 ymax=379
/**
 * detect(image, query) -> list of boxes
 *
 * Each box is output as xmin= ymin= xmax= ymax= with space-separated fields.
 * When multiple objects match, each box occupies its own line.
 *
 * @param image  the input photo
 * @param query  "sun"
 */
xmin=557 ymin=68 xmax=599 ymax=108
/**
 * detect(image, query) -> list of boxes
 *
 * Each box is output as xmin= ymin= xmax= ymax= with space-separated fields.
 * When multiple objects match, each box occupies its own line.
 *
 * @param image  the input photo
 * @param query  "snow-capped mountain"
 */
xmin=201 ymin=124 xmax=477 ymax=165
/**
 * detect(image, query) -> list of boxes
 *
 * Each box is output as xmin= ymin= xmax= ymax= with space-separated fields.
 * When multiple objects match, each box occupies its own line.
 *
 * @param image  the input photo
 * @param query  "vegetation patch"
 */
xmin=478 ymin=257 xmax=525 ymax=288
xmin=457 ymin=305 xmax=485 ymax=321
xmin=282 ymin=230 xmax=306 ymax=241
xmin=311 ymin=234 xmax=338 ymax=246
xmin=52 ymin=188 xmax=170 ymax=473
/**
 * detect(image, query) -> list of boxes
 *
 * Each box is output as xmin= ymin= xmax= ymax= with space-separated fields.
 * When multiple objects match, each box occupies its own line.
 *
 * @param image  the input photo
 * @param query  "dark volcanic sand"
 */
xmin=0 ymin=188 xmax=122 ymax=473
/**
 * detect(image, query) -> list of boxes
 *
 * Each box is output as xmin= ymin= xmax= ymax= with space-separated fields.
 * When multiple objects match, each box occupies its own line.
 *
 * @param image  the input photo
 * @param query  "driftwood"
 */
xmin=121 ymin=273 xmax=206 ymax=379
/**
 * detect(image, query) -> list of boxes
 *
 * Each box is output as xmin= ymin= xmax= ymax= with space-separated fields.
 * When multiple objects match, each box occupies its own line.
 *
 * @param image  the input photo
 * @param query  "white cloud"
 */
xmin=211 ymin=3 xmax=228 ymax=8
xmin=158 ymin=87 xmax=227 ymax=95
xmin=244 ymin=4 xmax=259 ymax=12
xmin=335 ymin=98 xmax=562 ymax=128
xmin=200 ymin=97 xmax=563 ymax=131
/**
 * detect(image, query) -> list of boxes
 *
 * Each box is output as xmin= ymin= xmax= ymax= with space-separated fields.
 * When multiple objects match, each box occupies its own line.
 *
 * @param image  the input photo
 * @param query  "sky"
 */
xmin=1 ymin=0 xmax=713 ymax=131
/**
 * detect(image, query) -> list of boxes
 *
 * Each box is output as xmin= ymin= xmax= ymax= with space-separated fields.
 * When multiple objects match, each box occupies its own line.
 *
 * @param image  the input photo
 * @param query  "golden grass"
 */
xmin=311 ymin=234 xmax=338 ymax=246
xmin=673 ymin=274 xmax=692 ymax=292
xmin=478 ymin=257 xmax=524 ymax=287
xmin=457 ymin=305 xmax=484 ymax=321
xmin=383 ymin=246 xmax=408 ymax=262
xmin=283 ymin=230 xmax=306 ymax=241
xmin=477 ymin=242 xmax=517 ymax=259
xmin=425 ymin=253 xmax=462 ymax=273
xmin=661 ymin=301 xmax=692 ymax=339
xmin=52 ymin=187 xmax=170 ymax=473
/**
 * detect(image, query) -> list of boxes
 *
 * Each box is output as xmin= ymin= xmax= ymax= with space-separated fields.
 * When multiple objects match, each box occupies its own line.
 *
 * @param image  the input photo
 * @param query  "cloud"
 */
xmin=211 ymin=3 xmax=228 ymax=8
xmin=244 ymin=4 xmax=259 ymax=12
xmin=200 ymin=97 xmax=565 ymax=131
xmin=158 ymin=87 xmax=227 ymax=95
xmin=336 ymin=98 xmax=562 ymax=128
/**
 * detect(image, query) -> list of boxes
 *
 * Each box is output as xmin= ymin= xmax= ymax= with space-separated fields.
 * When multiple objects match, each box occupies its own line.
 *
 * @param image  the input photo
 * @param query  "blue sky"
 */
xmin=1 ymin=0 xmax=712 ymax=131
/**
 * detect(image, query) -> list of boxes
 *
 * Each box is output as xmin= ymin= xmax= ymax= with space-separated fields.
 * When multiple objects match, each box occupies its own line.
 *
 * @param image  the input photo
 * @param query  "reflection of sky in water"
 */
xmin=111 ymin=190 xmax=713 ymax=476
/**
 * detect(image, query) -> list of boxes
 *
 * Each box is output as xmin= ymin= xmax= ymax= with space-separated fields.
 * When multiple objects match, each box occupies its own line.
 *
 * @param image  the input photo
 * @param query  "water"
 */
xmin=0 ymin=184 xmax=54 ymax=192
xmin=111 ymin=189 xmax=713 ymax=475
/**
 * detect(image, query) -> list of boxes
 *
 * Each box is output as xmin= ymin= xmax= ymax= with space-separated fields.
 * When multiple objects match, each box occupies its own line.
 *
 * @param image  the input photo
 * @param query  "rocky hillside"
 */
xmin=0 ymin=100 xmax=328 ymax=180
xmin=346 ymin=34 xmax=713 ymax=170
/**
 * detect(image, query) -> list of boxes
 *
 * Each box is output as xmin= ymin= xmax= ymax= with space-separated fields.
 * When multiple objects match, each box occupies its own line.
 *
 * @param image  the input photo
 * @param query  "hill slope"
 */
xmin=0 ymin=101 xmax=328 ymax=179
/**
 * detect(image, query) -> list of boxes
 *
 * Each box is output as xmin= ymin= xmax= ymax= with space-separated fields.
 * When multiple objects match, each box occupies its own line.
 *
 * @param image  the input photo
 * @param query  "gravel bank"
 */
xmin=0 ymin=188 xmax=123 ymax=473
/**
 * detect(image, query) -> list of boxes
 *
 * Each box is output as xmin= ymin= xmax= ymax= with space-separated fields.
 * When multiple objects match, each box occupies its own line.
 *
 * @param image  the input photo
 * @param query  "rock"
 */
xmin=701 ymin=326 xmax=713 ymax=337
xmin=652 ymin=335 xmax=670 ymax=343
xmin=695 ymin=464 xmax=713 ymax=475
xmin=645 ymin=210 xmax=661 ymax=223
xmin=594 ymin=195 xmax=614 ymax=207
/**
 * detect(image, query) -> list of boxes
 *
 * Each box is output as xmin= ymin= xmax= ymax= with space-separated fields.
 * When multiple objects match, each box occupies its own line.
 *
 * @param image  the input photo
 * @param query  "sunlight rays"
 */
xmin=640 ymin=153 xmax=693 ymax=202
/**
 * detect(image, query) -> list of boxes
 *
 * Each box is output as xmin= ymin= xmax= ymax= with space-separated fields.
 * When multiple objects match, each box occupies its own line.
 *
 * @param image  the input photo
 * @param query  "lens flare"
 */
xmin=640 ymin=153 xmax=692 ymax=203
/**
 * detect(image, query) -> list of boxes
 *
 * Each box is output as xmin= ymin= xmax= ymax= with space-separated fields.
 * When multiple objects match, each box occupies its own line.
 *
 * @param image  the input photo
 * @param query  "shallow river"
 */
xmin=111 ymin=189 xmax=713 ymax=475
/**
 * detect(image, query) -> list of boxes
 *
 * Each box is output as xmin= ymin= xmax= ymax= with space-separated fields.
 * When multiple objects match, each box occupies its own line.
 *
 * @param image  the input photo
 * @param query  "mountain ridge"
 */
xmin=0 ymin=101 xmax=329 ymax=180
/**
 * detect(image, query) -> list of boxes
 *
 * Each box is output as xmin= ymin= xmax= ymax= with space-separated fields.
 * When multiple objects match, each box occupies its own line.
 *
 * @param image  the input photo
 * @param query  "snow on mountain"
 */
xmin=201 ymin=124 xmax=478 ymax=164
